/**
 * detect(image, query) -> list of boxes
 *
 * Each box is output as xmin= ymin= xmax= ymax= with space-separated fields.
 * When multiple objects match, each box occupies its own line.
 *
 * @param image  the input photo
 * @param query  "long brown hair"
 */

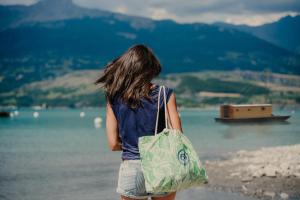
xmin=94 ymin=44 xmax=162 ymax=109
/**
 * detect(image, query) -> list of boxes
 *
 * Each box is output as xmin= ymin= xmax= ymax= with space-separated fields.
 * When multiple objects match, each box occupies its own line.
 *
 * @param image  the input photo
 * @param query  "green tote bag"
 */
xmin=138 ymin=85 xmax=208 ymax=193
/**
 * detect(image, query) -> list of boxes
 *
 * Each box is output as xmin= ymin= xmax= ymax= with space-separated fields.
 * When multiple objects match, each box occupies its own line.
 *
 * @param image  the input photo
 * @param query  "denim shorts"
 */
xmin=116 ymin=159 xmax=172 ymax=199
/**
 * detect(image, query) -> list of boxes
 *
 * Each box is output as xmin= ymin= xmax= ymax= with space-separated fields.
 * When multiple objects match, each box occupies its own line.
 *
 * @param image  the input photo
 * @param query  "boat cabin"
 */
xmin=219 ymin=104 xmax=272 ymax=119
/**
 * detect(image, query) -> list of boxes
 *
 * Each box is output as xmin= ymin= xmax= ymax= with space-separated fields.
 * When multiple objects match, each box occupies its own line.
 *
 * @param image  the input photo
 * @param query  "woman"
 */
xmin=94 ymin=44 xmax=183 ymax=200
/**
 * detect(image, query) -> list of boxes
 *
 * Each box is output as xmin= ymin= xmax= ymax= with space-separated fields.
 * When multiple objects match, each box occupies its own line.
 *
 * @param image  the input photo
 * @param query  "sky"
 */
xmin=0 ymin=0 xmax=299 ymax=26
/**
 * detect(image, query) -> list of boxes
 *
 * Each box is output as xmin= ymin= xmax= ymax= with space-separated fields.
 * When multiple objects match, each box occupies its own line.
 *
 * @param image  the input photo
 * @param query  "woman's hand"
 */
xmin=106 ymin=102 xmax=122 ymax=151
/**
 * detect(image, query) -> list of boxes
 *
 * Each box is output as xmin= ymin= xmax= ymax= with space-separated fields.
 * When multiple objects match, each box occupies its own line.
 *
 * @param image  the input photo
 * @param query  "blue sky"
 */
xmin=0 ymin=0 xmax=299 ymax=26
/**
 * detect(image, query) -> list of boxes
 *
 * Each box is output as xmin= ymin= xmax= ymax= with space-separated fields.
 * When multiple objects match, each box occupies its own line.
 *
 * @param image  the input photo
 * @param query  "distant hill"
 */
xmin=214 ymin=15 xmax=300 ymax=54
xmin=0 ymin=0 xmax=300 ymax=94
xmin=1 ymin=70 xmax=299 ymax=108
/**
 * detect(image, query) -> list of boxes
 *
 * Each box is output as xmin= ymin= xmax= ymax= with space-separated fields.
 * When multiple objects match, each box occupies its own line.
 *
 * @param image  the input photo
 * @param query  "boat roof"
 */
xmin=223 ymin=104 xmax=272 ymax=107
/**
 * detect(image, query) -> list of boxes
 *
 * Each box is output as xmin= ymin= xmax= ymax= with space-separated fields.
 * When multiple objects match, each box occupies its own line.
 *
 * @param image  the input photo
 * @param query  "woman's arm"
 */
xmin=167 ymin=92 xmax=183 ymax=133
xmin=105 ymin=102 xmax=122 ymax=151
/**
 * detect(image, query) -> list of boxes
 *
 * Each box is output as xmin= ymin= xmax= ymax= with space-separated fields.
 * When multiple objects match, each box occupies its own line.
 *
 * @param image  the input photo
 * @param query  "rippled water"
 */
xmin=0 ymin=107 xmax=298 ymax=200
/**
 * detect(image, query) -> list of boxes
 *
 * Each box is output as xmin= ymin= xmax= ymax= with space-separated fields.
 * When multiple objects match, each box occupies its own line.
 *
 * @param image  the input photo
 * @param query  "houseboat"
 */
xmin=215 ymin=104 xmax=290 ymax=123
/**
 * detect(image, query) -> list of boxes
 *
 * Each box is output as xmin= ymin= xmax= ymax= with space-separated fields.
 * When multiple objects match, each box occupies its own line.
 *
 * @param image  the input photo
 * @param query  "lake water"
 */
xmin=0 ymin=107 xmax=299 ymax=200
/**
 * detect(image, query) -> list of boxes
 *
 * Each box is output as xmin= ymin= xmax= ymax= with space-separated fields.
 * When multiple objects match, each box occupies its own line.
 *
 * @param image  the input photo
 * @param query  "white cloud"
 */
xmin=223 ymin=12 xmax=299 ymax=26
xmin=0 ymin=0 xmax=37 ymax=5
xmin=147 ymin=7 xmax=177 ymax=20
xmin=114 ymin=5 xmax=128 ymax=14
xmin=74 ymin=0 xmax=300 ymax=25
xmin=171 ymin=11 xmax=299 ymax=26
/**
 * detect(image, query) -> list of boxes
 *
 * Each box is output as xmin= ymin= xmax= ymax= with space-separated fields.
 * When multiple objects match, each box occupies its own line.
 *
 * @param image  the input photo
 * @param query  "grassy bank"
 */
xmin=1 ymin=70 xmax=300 ymax=108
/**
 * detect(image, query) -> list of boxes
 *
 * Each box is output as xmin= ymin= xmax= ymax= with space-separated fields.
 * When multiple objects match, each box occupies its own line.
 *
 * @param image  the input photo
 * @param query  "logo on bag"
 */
xmin=177 ymin=149 xmax=189 ymax=165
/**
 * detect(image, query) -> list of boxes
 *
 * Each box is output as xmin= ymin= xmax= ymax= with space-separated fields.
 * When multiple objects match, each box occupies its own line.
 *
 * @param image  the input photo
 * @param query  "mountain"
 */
xmin=0 ymin=0 xmax=300 ymax=93
xmin=214 ymin=15 xmax=300 ymax=54
xmin=0 ymin=0 xmax=155 ymax=31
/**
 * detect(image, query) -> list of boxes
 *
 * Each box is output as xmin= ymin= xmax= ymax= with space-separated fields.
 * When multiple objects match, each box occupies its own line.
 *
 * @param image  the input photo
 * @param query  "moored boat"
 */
xmin=215 ymin=104 xmax=290 ymax=123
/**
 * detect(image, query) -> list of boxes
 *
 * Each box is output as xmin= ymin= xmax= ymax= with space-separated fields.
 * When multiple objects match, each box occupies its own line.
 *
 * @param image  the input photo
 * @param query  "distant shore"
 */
xmin=204 ymin=144 xmax=300 ymax=200
xmin=0 ymin=103 xmax=299 ymax=110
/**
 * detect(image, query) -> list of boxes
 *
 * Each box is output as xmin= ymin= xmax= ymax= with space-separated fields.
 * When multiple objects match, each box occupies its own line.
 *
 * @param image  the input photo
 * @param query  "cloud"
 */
xmin=1 ymin=0 xmax=299 ymax=26
xmin=114 ymin=5 xmax=128 ymax=14
xmin=243 ymin=0 xmax=300 ymax=13
xmin=75 ymin=0 xmax=300 ymax=25
xmin=0 ymin=0 xmax=37 ymax=5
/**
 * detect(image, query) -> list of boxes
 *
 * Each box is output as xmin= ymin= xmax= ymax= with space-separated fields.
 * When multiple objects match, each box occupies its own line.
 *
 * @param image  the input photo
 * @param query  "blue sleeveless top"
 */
xmin=111 ymin=84 xmax=174 ymax=160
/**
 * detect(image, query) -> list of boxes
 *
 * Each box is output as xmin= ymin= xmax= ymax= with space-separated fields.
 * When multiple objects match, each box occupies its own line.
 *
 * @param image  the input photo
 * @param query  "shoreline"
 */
xmin=204 ymin=144 xmax=300 ymax=200
xmin=0 ymin=103 xmax=299 ymax=111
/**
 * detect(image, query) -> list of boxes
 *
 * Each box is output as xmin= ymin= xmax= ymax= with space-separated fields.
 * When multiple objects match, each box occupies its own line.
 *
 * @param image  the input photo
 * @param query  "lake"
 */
xmin=0 ymin=107 xmax=299 ymax=200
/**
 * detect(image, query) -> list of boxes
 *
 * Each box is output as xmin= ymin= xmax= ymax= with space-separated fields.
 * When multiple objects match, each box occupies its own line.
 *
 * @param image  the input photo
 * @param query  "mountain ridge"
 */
xmin=0 ymin=0 xmax=156 ymax=31
xmin=213 ymin=14 xmax=300 ymax=54
xmin=0 ymin=1 xmax=300 ymax=94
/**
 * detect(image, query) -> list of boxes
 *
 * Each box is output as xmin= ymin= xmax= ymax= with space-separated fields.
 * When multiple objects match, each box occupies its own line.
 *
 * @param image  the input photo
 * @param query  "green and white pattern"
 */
xmin=138 ymin=85 xmax=208 ymax=193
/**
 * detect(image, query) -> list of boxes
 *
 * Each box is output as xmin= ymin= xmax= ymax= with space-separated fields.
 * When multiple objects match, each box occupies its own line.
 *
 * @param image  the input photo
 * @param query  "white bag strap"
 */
xmin=154 ymin=85 xmax=172 ymax=135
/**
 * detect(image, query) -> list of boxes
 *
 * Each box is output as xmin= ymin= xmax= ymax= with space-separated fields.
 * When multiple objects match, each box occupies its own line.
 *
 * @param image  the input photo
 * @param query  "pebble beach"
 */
xmin=205 ymin=144 xmax=300 ymax=200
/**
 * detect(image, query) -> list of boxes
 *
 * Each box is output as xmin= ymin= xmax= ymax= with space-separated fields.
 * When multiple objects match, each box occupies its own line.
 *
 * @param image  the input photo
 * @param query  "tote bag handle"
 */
xmin=154 ymin=85 xmax=173 ymax=135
